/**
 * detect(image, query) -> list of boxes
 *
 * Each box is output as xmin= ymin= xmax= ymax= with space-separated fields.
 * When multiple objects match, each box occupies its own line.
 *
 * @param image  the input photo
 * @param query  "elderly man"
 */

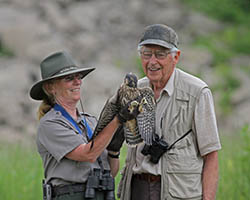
xmin=108 ymin=24 xmax=221 ymax=200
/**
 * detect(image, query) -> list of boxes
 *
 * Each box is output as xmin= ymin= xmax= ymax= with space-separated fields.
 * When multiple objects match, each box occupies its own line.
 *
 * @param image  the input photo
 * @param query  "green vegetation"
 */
xmin=217 ymin=125 xmax=250 ymax=199
xmin=185 ymin=0 xmax=250 ymax=25
xmin=212 ymin=64 xmax=241 ymax=114
xmin=135 ymin=56 xmax=145 ymax=78
xmin=0 ymin=41 xmax=14 ymax=57
xmin=183 ymin=0 xmax=250 ymax=115
xmin=0 ymin=144 xmax=43 ymax=199
xmin=1 ymin=125 xmax=250 ymax=199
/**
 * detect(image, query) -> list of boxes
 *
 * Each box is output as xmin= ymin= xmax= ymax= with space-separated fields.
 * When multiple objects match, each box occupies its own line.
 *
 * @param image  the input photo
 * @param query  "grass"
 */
xmin=217 ymin=125 xmax=250 ymax=199
xmin=0 ymin=144 xmax=43 ymax=199
xmin=1 ymin=125 xmax=249 ymax=199
xmin=0 ymin=142 xmax=127 ymax=200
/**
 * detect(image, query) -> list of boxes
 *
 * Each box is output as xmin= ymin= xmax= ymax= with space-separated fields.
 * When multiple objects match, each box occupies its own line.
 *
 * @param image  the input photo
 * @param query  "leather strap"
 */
xmin=133 ymin=173 xmax=161 ymax=182
xmin=52 ymin=183 xmax=86 ymax=197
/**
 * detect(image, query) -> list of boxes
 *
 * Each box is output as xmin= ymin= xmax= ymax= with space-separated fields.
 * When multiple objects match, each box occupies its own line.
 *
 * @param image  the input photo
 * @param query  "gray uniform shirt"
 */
xmin=36 ymin=108 xmax=110 ymax=186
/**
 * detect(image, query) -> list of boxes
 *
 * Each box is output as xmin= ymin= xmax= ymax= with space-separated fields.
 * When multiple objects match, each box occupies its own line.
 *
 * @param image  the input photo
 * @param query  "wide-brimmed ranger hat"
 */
xmin=30 ymin=51 xmax=95 ymax=100
xmin=138 ymin=24 xmax=178 ymax=49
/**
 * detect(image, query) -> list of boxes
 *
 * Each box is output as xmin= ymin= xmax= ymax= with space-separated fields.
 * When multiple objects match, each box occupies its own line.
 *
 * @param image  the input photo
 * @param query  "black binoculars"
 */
xmin=141 ymin=134 xmax=169 ymax=164
xmin=85 ymin=168 xmax=115 ymax=200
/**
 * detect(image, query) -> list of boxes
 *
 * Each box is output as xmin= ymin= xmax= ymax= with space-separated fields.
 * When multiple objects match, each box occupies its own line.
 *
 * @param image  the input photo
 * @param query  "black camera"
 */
xmin=85 ymin=168 xmax=115 ymax=200
xmin=141 ymin=134 xmax=169 ymax=164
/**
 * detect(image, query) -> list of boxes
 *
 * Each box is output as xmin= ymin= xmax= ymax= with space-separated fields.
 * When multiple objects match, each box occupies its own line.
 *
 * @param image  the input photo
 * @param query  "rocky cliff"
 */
xmin=0 ymin=0 xmax=249 ymax=144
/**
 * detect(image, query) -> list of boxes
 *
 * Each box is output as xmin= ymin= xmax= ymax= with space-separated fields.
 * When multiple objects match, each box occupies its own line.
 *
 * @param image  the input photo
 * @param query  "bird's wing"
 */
xmin=92 ymin=95 xmax=119 ymax=140
xmin=137 ymin=87 xmax=156 ymax=145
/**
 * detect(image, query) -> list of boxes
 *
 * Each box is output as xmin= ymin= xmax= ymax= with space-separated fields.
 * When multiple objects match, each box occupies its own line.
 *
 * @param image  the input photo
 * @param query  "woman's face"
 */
xmin=49 ymin=73 xmax=83 ymax=106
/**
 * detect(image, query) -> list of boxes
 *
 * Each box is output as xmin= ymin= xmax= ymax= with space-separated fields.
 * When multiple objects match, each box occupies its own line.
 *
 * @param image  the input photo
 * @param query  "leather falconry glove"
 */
xmin=107 ymin=125 xmax=125 ymax=152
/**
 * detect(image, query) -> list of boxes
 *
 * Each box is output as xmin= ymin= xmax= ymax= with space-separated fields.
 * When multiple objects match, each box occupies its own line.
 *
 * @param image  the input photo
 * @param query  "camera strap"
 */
xmin=167 ymin=129 xmax=192 ymax=151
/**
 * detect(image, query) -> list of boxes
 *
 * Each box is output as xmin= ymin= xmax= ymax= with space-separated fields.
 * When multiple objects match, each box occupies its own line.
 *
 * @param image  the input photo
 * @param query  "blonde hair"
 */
xmin=37 ymin=81 xmax=56 ymax=120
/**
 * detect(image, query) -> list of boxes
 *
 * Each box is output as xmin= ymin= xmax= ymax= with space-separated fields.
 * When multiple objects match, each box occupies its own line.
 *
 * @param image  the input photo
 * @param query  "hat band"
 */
xmin=53 ymin=65 xmax=78 ymax=76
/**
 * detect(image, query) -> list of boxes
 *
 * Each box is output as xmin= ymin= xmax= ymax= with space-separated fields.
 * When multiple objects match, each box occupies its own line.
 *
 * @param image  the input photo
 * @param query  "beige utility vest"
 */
xmin=118 ymin=68 xmax=208 ymax=200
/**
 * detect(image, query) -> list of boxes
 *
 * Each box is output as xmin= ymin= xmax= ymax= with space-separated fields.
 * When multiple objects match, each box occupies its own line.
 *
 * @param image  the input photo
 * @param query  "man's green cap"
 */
xmin=138 ymin=24 xmax=178 ymax=49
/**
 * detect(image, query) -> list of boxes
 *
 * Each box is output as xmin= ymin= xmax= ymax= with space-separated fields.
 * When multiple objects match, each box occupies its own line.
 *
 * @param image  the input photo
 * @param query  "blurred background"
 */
xmin=0 ymin=0 xmax=249 ymax=199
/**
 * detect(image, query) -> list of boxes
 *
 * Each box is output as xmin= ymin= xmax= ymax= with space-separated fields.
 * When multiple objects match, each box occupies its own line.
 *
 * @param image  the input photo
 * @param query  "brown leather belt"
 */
xmin=133 ymin=173 xmax=161 ymax=182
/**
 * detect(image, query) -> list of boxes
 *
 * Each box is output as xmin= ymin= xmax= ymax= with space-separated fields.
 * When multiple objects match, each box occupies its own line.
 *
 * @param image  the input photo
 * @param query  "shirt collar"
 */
xmin=162 ymin=68 xmax=175 ymax=97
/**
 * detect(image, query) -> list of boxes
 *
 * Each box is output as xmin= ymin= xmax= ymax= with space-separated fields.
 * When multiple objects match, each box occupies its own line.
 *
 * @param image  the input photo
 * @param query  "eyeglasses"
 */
xmin=61 ymin=73 xmax=84 ymax=82
xmin=139 ymin=49 xmax=171 ymax=60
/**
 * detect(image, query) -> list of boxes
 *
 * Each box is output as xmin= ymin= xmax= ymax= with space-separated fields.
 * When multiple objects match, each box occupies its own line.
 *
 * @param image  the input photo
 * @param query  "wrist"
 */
xmin=115 ymin=115 xmax=123 ymax=125
xmin=108 ymin=151 xmax=120 ymax=159
xmin=117 ymin=113 xmax=126 ymax=124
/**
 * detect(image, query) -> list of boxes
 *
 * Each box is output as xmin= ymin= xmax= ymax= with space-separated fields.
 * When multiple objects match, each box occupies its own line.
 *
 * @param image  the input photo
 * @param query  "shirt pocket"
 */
xmin=167 ymin=106 xmax=192 ymax=139
xmin=165 ymin=153 xmax=203 ymax=199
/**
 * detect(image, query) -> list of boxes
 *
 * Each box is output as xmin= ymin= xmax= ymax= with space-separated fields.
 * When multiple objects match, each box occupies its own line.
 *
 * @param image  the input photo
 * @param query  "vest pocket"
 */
xmin=168 ymin=173 xmax=202 ymax=199
xmin=165 ymin=154 xmax=203 ymax=199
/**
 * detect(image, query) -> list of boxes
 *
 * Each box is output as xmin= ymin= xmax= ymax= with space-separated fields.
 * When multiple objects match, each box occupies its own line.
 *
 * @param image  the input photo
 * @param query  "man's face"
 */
xmin=140 ymin=44 xmax=180 ymax=86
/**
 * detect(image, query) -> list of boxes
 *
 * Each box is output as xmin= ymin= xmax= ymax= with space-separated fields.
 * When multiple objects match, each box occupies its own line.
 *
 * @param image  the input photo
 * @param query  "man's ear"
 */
xmin=174 ymin=50 xmax=181 ymax=64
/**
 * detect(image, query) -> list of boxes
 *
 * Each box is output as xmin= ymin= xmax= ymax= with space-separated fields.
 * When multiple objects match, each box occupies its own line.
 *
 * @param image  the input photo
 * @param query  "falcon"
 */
xmin=117 ymin=73 xmax=155 ymax=146
xmin=91 ymin=72 xmax=155 ymax=147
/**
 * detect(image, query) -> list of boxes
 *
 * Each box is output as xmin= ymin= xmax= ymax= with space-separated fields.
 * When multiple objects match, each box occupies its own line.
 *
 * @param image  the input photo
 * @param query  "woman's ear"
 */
xmin=43 ymin=81 xmax=55 ymax=96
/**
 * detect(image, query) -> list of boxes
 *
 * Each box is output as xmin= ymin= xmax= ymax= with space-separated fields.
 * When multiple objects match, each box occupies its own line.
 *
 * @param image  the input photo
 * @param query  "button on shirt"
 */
xmin=133 ymin=69 xmax=221 ymax=175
